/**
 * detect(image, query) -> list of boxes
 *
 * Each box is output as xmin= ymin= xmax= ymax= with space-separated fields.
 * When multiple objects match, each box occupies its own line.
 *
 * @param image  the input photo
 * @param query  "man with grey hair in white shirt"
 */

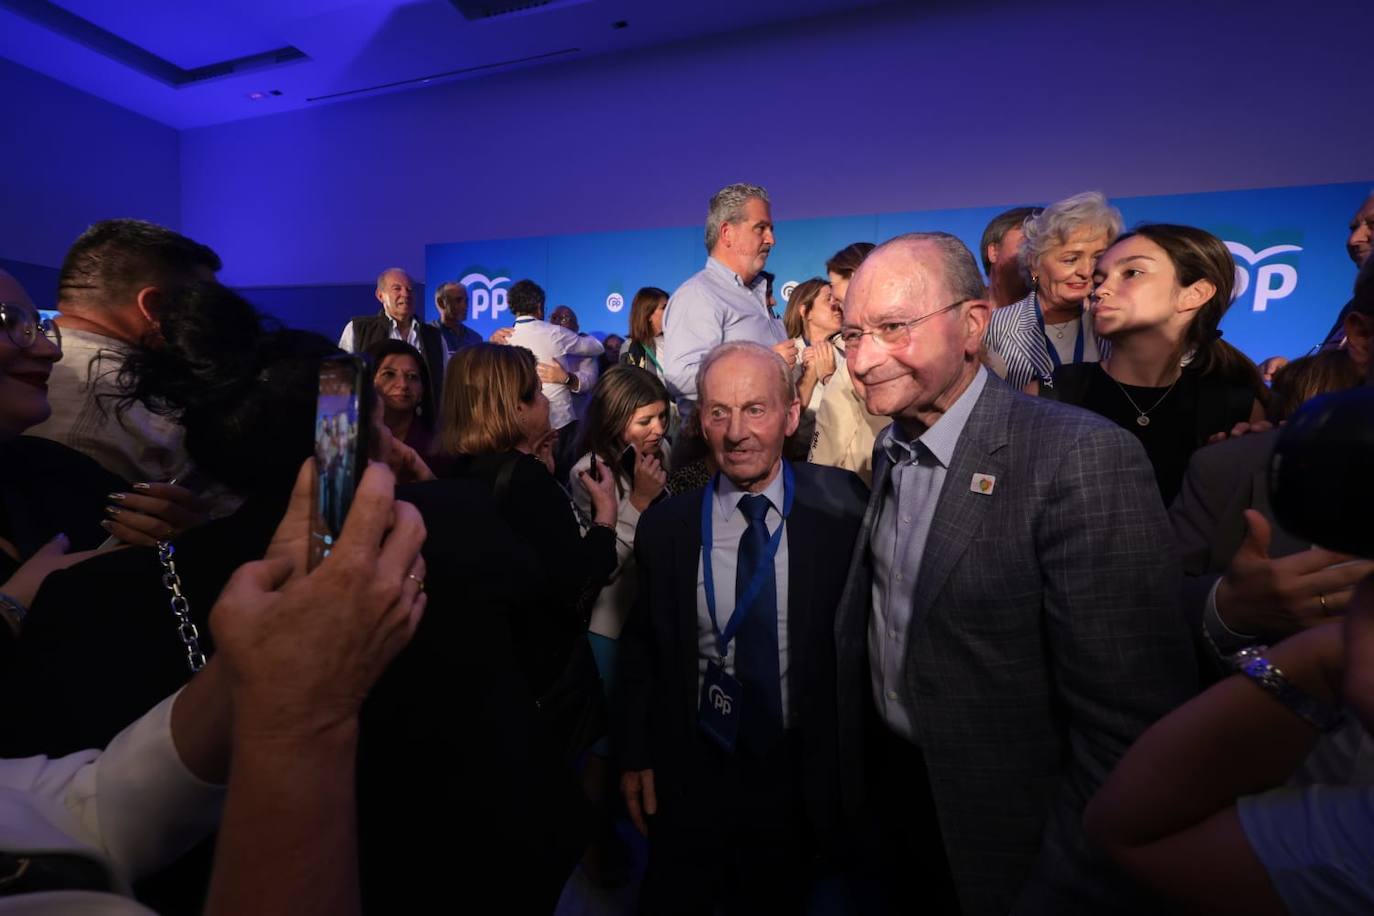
xmin=661 ymin=183 xmax=798 ymax=422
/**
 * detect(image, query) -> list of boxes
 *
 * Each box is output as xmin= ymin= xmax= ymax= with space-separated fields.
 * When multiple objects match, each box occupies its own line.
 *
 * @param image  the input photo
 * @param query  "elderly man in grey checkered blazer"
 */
xmin=832 ymin=232 xmax=1198 ymax=916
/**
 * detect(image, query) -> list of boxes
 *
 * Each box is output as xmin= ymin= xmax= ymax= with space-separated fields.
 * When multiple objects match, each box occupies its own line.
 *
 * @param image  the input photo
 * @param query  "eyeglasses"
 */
xmin=0 ymin=303 xmax=61 ymax=350
xmin=839 ymin=299 xmax=968 ymax=350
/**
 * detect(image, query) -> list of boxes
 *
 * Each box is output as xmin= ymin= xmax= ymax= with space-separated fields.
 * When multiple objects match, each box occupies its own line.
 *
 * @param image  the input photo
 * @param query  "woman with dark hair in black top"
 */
xmin=1041 ymin=224 xmax=1266 ymax=504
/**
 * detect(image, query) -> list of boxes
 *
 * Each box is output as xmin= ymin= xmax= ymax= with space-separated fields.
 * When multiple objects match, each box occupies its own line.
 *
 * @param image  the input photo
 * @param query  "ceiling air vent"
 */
xmin=449 ymin=0 xmax=590 ymax=21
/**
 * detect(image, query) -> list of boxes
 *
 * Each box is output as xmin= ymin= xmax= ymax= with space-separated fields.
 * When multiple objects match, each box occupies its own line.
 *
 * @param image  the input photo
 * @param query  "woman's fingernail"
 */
xmin=132 ymin=482 xmax=152 ymax=491
xmin=107 ymin=492 xmax=127 ymax=501
xmin=105 ymin=505 xmax=122 ymax=517
xmin=99 ymin=521 xmax=114 ymax=532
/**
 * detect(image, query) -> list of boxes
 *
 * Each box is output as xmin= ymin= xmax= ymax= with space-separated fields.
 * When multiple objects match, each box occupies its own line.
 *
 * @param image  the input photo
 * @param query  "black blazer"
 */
xmin=438 ymin=451 xmax=615 ymax=693
xmin=614 ymin=461 xmax=868 ymax=847
xmin=371 ymin=477 xmax=591 ymax=912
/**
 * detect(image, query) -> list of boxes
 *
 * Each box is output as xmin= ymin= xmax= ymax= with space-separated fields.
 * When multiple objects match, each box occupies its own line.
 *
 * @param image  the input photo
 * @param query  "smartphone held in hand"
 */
xmin=310 ymin=355 xmax=374 ymax=570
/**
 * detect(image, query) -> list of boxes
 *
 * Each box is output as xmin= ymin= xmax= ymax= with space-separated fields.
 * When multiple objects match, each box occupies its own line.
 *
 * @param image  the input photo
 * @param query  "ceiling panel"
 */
xmin=0 ymin=0 xmax=897 ymax=128
xmin=52 ymin=0 xmax=284 ymax=69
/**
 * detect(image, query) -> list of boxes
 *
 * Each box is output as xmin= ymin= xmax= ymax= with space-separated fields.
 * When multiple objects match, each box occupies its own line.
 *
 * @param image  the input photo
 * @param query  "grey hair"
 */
xmin=705 ymin=183 xmax=770 ymax=252
xmin=696 ymin=340 xmax=797 ymax=406
xmin=434 ymin=280 xmax=465 ymax=302
xmin=1017 ymin=191 xmax=1123 ymax=284
xmin=881 ymin=231 xmax=987 ymax=303
xmin=376 ymin=267 xmax=413 ymax=290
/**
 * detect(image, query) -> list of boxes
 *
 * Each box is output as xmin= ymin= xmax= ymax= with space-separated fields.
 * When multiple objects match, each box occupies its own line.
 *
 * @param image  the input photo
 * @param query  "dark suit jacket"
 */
xmin=835 ymin=376 xmax=1198 ymax=916
xmin=1168 ymin=429 xmax=1306 ymax=675
xmin=616 ymin=461 xmax=868 ymax=848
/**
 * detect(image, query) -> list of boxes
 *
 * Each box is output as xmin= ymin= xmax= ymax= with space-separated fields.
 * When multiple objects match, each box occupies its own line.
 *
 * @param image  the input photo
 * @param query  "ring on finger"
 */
xmin=406 ymin=572 xmax=425 ymax=591
xmin=1319 ymin=593 xmax=1329 ymax=611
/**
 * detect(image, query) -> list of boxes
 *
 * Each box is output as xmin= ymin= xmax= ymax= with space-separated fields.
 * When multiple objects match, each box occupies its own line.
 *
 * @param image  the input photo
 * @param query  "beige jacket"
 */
xmin=807 ymin=359 xmax=889 ymax=486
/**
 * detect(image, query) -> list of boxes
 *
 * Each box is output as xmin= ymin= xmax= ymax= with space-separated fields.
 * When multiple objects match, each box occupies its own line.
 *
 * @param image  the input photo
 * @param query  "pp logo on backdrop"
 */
xmin=780 ymin=280 xmax=799 ymax=303
xmin=1226 ymin=242 xmax=1301 ymax=313
xmin=461 ymin=271 xmax=512 ymax=320
xmin=606 ymin=292 xmax=625 ymax=313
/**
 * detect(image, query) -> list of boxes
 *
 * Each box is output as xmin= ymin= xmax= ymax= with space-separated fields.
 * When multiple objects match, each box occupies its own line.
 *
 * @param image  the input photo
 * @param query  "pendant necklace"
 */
xmin=1109 ymin=372 xmax=1181 ymax=427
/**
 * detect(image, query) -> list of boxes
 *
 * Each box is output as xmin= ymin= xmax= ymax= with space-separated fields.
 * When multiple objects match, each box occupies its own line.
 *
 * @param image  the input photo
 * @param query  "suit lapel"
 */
xmin=786 ymin=491 xmax=820 ymax=715
xmin=837 ymin=428 xmax=892 ymax=640
xmin=913 ymin=381 xmax=1010 ymax=616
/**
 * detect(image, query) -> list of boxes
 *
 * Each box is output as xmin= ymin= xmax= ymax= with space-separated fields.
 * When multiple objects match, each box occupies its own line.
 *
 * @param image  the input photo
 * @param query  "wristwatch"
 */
xmin=0 ymin=592 xmax=28 ymax=636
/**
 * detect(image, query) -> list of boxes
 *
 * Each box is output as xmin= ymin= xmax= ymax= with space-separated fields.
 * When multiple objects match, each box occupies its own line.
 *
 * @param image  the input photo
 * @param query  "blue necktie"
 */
xmin=735 ymin=494 xmax=783 ymax=752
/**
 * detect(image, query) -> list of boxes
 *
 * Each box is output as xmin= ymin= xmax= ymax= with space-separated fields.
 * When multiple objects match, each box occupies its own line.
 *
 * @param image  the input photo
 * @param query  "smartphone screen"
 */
xmin=310 ymin=355 xmax=373 ymax=570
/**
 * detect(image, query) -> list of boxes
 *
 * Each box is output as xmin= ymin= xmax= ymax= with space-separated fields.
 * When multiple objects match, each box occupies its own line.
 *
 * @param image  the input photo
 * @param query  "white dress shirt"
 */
xmin=695 ymin=466 xmax=792 ymax=727
xmin=0 ymin=690 xmax=224 ymax=906
xmin=506 ymin=316 xmax=604 ymax=430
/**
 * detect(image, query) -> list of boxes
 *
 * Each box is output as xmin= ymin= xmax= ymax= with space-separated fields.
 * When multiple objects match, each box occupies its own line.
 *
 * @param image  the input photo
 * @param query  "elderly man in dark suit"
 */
xmin=616 ymin=340 xmax=868 ymax=915
xmin=834 ymin=232 xmax=1197 ymax=915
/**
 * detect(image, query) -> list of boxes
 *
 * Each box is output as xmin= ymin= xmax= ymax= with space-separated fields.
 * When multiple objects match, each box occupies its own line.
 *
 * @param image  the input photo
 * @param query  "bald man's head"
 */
xmin=0 ymin=270 xmax=34 ymax=309
xmin=842 ymin=233 xmax=990 ymax=433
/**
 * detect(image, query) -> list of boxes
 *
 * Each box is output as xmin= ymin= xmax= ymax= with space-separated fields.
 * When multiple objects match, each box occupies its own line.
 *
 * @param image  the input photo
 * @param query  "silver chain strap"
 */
xmin=156 ymin=541 xmax=207 ymax=673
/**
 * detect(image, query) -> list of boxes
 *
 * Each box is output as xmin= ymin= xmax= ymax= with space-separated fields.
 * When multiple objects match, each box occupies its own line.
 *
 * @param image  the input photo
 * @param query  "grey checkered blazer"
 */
xmin=835 ymin=374 xmax=1197 ymax=916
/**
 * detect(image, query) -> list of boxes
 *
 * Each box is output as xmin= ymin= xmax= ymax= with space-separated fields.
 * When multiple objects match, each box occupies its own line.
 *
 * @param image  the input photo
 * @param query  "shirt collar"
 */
xmin=705 ymin=256 xmax=765 ymax=291
xmin=879 ymin=365 xmax=988 ymax=469
xmin=714 ymin=461 xmax=787 ymax=521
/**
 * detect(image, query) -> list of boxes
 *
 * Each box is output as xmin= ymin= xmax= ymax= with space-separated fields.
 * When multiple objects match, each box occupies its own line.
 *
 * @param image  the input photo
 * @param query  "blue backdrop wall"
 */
xmin=427 ymin=181 xmax=1370 ymax=362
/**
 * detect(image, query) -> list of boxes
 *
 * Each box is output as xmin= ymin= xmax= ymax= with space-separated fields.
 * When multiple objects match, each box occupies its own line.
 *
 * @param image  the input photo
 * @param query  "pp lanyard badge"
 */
xmin=696 ymin=462 xmax=794 ymax=752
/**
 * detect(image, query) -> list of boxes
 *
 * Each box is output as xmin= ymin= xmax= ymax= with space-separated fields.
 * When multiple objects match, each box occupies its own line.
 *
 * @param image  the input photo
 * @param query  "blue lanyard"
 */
xmin=1036 ymin=303 xmax=1085 ymax=369
xmin=700 ymin=461 xmax=794 ymax=660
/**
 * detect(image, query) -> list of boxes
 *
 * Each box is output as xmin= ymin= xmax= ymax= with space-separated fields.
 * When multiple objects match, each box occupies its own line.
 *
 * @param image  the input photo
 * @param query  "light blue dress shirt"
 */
xmin=695 ymin=466 xmax=792 ymax=727
xmin=870 ymin=367 xmax=988 ymax=742
xmin=661 ymin=257 xmax=787 ymax=414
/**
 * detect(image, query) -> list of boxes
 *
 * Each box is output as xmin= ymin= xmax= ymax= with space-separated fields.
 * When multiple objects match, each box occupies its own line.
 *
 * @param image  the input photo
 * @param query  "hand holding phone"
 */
xmin=310 ymin=355 xmax=374 ymax=570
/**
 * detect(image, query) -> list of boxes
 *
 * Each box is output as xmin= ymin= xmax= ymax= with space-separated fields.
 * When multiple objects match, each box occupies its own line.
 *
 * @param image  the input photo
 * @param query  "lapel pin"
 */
xmin=970 ymin=473 xmax=996 ymax=495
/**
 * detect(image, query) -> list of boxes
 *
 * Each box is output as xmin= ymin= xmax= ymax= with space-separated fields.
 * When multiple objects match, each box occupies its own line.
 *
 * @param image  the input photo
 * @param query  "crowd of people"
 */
xmin=0 ymin=178 xmax=1371 ymax=916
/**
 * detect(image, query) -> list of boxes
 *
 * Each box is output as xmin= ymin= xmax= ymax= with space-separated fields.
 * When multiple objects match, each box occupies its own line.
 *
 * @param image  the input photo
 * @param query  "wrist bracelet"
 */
xmin=1233 ymin=646 xmax=1346 ymax=733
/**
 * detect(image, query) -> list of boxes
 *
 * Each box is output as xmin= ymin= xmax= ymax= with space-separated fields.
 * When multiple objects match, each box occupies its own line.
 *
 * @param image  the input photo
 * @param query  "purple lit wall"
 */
xmin=0 ymin=57 xmax=180 ymax=306
xmin=180 ymin=0 xmax=1373 ymax=298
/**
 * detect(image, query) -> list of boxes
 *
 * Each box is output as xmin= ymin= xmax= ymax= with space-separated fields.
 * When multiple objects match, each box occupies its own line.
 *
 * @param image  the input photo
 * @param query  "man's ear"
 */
xmin=784 ymin=396 xmax=801 ymax=438
xmin=718 ymin=220 xmax=735 ymax=250
xmin=134 ymin=286 xmax=163 ymax=327
xmin=1345 ymin=311 xmax=1373 ymax=376
xmin=963 ymin=299 xmax=991 ymax=356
